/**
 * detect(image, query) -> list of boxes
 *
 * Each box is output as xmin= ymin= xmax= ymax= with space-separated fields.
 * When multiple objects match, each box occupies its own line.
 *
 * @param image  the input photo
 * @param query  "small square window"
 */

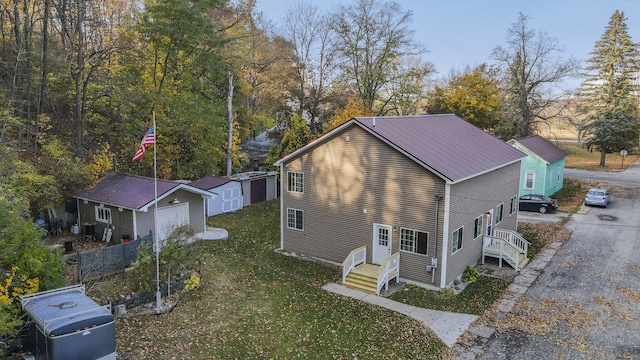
xmin=287 ymin=172 xmax=304 ymax=193
xmin=95 ymin=206 xmax=111 ymax=224
xmin=287 ymin=208 xmax=303 ymax=230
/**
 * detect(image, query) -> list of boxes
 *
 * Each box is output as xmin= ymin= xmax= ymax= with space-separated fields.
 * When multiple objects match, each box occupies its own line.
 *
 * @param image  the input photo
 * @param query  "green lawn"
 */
xmin=115 ymin=200 xmax=448 ymax=359
xmin=389 ymin=276 xmax=510 ymax=316
xmin=558 ymin=141 xmax=639 ymax=171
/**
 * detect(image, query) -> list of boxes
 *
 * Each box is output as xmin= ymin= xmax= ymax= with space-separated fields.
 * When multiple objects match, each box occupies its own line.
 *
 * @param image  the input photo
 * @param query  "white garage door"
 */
xmin=156 ymin=202 xmax=190 ymax=241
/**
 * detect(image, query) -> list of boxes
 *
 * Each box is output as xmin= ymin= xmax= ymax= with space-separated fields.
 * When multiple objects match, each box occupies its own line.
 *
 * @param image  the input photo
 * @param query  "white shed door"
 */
xmin=156 ymin=202 xmax=190 ymax=241
xmin=222 ymin=187 xmax=242 ymax=213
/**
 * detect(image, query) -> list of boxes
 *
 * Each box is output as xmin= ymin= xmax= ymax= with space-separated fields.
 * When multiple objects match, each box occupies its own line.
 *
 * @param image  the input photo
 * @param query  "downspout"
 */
xmin=433 ymin=194 xmax=443 ymax=283
xmin=279 ymin=164 xmax=284 ymax=250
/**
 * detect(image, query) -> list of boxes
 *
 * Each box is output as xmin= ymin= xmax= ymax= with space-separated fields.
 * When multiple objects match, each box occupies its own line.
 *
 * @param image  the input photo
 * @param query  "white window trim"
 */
xmin=399 ymin=227 xmax=429 ymax=256
xmin=286 ymin=208 xmax=304 ymax=231
xmin=496 ymin=203 xmax=504 ymax=224
xmin=510 ymin=195 xmax=517 ymax=215
xmin=95 ymin=205 xmax=111 ymax=224
xmin=557 ymin=165 xmax=561 ymax=182
xmin=473 ymin=216 xmax=483 ymax=240
xmin=548 ymin=169 xmax=553 ymax=188
xmin=451 ymin=227 xmax=463 ymax=255
xmin=287 ymin=171 xmax=304 ymax=193
xmin=524 ymin=171 xmax=535 ymax=190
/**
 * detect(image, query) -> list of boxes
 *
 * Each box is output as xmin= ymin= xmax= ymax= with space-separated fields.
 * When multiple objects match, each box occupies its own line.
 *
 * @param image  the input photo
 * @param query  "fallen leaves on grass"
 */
xmin=114 ymin=200 xmax=447 ymax=359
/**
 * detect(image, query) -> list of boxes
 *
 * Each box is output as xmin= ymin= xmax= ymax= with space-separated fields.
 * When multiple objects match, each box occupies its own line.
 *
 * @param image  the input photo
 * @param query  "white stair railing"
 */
xmin=483 ymin=236 xmax=523 ymax=271
xmin=342 ymin=246 xmax=367 ymax=283
xmin=375 ymin=252 xmax=400 ymax=295
xmin=493 ymin=228 xmax=529 ymax=257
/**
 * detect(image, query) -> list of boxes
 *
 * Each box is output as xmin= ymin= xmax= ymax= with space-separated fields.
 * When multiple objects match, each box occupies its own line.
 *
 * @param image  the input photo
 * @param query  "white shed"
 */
xmin=190 ymin=176 xmax=243 ymax=216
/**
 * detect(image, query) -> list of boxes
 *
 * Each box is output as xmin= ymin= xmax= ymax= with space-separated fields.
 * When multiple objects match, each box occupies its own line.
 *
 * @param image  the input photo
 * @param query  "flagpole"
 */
xmin=153 ymin=112 xmax=161 ymax=312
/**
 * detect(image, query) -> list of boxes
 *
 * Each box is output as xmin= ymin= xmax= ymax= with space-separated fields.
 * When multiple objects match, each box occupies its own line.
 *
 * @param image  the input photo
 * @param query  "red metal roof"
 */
xmin=354 ymin=115 xmax=525 ymax=182
xmin=73 ymin=173 xmax=186 ymax=210
xmin=512 ymin=135 xmax=568 ymax=164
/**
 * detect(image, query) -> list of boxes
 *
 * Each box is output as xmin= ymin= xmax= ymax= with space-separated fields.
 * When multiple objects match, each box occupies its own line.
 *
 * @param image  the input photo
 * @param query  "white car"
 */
xmin=584 ymin=188 xmax=611 ymax=208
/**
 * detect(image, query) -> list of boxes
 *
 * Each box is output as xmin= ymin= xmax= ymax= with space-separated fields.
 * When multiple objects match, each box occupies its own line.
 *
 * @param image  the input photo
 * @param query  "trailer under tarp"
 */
xmin=20 ymin=284 xmax=115 ymax=360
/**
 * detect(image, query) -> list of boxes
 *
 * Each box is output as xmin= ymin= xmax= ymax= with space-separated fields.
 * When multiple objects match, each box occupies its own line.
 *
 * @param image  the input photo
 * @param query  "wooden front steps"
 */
xmin=343 ymin=264 xmax=380 ymax=294
xmin=484 ymin=241 xmax=529 ymax=271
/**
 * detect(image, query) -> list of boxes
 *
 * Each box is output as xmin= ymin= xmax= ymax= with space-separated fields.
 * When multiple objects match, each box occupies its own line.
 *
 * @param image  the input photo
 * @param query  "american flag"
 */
xmin=132 ymin=125 xmax=155 ymax=162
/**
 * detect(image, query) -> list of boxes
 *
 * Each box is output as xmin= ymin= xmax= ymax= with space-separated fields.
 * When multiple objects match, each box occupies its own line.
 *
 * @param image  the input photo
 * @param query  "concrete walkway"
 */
xmin=195 ymin=227 xmax=228 ymax=241
xmin=322 ymin=283 xmax=478 ymax=347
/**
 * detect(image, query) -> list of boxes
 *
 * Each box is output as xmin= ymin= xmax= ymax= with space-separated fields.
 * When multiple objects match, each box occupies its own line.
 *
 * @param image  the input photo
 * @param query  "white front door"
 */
xmin=485 ymin=209 xmax=493 ymax=236
xmin=372 ymin=223 xmax=392 ymax=265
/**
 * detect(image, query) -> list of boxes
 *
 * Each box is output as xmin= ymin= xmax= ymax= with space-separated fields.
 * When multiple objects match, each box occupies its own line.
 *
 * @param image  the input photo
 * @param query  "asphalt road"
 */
xmin=478 ymin=187 xmax=640 ymax=359
xmin=565 ymin=164 xmax=640 ymax=187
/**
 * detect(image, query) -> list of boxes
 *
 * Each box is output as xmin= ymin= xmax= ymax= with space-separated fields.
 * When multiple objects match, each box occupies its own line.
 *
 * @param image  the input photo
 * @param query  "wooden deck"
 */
xmin=351 ymin=264 xmax=380 ymax=277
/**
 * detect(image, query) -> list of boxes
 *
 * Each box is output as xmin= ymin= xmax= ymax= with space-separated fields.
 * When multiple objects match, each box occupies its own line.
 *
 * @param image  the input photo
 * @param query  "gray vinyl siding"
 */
xmin=281 ymin=125 xmax=446 ymax=286
xmin=135 ymin=189 xmax=206 ymax=238
xmin=78 ymin=190 xmax=206 ymax=243
xmin=135 ymin=210 xmax=154 ymax=240
xmin=77 ymin=202 xmax=129 ymax=242
xmin=445 ymin=161 xmax=521 ymax=286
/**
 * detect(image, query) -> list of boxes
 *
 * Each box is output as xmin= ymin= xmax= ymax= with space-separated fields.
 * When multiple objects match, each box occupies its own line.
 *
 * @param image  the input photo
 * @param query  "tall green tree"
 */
xmin=132 ymin=0 xmax=229 ymax=179
xmin=331 ymin=0 xmax=423 ymax=115
xmin=265 ymin=114 xmax=313 ymax=169
xmin=426 ymin=64 xmax=502 ymax=130
xmin=492 ymin=13 xmax=579 ymax=138
xmin=578 ymin=10 xmax=640 ymax=166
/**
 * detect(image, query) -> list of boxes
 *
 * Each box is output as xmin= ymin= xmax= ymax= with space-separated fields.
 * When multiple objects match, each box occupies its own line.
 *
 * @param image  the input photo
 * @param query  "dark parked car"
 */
xmin=519 ymin=194 xmax=558 ymax=213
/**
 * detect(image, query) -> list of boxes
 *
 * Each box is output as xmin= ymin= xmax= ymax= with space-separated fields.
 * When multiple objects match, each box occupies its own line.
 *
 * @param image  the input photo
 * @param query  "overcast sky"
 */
xmin=254 ymin=0 xmax=640 ymax=90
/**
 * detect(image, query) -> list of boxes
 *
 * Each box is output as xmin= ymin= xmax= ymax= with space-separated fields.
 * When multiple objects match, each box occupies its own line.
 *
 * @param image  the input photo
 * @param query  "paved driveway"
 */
xmin=477 ymin=187 xmax=640 ymax=359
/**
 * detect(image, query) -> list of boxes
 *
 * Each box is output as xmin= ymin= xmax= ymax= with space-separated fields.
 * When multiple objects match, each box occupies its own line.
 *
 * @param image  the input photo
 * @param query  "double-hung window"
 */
xmin=496 ymin=204 xmax=504 ymax=223
xmin=452 ymin=227 xmax=463 ymax=254
xmin=287 ymin=208 xmax=304 ymax=230
xmin=400 ymin=228 xmax=428 ymax=255
xmin=287 ymin=172 xmax=304 ymax=193
xmin=95 ymin=206 xmax=111 ymax=224
xmin=524 ymin=171 xmax=535 ymax=190
xmin=473 ymin=216 xmax=483 ymax=239
xmin=510 ymin=196 xmax=517 ymax=215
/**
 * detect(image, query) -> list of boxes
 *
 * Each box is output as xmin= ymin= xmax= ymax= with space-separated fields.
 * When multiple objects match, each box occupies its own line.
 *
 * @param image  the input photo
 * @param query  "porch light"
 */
xmin=485 ymin=212 xmax=491 ymax=218
xmin=170 ymin=198 xmax=180 ymax=204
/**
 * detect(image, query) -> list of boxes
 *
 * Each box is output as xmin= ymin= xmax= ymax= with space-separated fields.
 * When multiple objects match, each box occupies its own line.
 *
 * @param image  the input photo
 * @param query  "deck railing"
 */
xmin=493 ymin=228 xmax=529 ymax=256
xmin=375 ymin=252 xmax=400 ymax=295
xmin=483 ymin=236 xmax=523 ymax=271
xmin=342 ymin=246 xmax=367 ymax=283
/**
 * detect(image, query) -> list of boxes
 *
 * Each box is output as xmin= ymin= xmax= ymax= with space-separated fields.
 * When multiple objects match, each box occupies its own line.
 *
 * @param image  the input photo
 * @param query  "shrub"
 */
xmin=462 ymin=266 xmax=480 ymax=282
xmin=441 ymin=287 xmax=456 ymax=298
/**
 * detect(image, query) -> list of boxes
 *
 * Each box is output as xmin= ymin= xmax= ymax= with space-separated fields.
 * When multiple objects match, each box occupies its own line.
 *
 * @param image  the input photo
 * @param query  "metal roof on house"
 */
xmin=189 ymin=176 xmax=233 ymax=191
xmin=275 ymin=114 xmax=526 ymax=183
xmin=511 ymin=135 xmax=568 ymax=164
xmin=73 ymin=173 xmax=211 ymax=211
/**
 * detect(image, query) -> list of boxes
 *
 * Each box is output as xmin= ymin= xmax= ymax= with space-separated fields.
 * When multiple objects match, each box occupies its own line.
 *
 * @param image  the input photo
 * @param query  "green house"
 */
xmin=507 ymin=135 xmax=568 ymax=197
